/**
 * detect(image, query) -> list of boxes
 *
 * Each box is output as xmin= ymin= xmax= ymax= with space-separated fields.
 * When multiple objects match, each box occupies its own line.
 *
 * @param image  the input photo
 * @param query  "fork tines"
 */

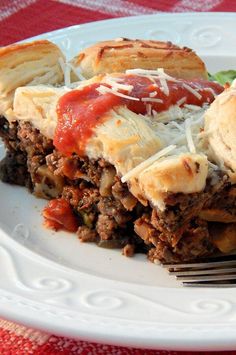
xmin=162 ymin=254 xmax=236 ymax=287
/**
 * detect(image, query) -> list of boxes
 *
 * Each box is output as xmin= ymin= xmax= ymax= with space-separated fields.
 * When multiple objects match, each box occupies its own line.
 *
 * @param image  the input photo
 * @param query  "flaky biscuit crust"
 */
xmin=204 ymin=86 xmax=236 ymax=177
xmin=138 ymin=153 xmax=208 ymax=210
xmin=0 ymin=40 xmax=64 ymax=115
xmin=71 ymin=38 xmax=208 ymax=80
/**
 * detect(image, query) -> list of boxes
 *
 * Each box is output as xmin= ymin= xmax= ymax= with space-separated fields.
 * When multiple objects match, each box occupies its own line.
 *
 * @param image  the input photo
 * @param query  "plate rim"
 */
xmin=26 ymin=11 xmax=236 ymax=42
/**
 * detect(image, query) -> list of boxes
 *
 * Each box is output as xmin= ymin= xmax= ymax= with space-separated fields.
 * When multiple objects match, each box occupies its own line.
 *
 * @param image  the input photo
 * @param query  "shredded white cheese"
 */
xmin=58 ymin=57 xmax=65 ymax=73
xmin=141 ymin=97 xmax=163 ymax=103
xmin=125 ymin=68 xmax=177 ymax=82
xmin=197 ymin=127 xmax=216 ymax=138
xmin=64 ymin=65 xmax=72 ymax=88
xmin=176 ymin=97 xmax=187 ymax=106
xmin=149 ymin=91 xmax=158 ymax=98
xmin=151 ymin=109 xmax=158 ymax=117
xmin=182 ymin=83 xmax=202 ymax=100
xmin=105 ymin=76 xmax=125 ymax=83
xmin=185 ymin=118 xmax=196 ymax=154
xmin=97 ymin=85 xmax=139 ymax=101
xmin=126 ymin=68 xmax=163 ymax=76
xmin=148 ymin=76 xmax=157 ymax=84
xmin=184 ymin=104 xmax=201 ymax=111
xmin=146 ymin=103 xmax=152 ymax=116
xmin=58 ymin=57 xmax=71 ymax=87
xmin=156 ymin=68 xmax=177 ymax=81
xmin=121 ymin=144 xmax=176 ymax=183
xmin=160 ymin=79 xmax=169 ymax=96
xmin=169 ymin=121 xmax=185 ymax=132
xmin=67 ymin=62 xmax=86 ymax=81
xmin=58 ymin=57 xmax=86 ymax=87
xmin=105 ymin=77 xmax=133 ymax=92
xmin=205 ymin=87 xmax=216 ymax=97
xmin=208 ymin=161 xmax=220 ymax=170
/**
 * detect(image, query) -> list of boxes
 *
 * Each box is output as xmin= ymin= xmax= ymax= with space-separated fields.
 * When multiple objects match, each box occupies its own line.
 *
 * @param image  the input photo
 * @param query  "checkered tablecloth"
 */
xmin=1 ymin=0 xmax=236 ymax=46
xmin=0 ymin=1 xmax=236 ymax=354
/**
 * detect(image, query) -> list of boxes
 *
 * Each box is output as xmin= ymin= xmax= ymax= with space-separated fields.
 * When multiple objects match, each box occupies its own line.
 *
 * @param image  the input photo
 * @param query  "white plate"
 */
xmin=1 ymin=12 xmax=236 ymax=351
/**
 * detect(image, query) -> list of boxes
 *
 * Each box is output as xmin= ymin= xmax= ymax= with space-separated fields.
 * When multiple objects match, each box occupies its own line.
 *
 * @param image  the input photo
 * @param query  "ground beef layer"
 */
xmin=0 ymin=116 xmax=235 ymax=263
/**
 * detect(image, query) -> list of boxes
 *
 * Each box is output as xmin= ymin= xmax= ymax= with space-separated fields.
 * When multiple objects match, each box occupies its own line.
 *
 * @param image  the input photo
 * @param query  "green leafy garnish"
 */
xmin=208 ymin=70 xmax=236 ymax=85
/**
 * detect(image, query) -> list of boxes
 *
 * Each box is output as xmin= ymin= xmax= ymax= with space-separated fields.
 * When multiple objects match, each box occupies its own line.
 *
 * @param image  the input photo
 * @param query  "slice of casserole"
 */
xmin=1 ymin=38 xmax=235 ymax=264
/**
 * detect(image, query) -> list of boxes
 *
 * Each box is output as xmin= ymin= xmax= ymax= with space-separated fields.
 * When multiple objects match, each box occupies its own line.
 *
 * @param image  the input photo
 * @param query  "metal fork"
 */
xmin=162 ymin=254 xmax=236 ymax=287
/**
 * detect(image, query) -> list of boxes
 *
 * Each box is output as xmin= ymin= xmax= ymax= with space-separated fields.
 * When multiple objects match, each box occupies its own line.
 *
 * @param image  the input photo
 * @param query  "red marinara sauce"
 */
xmin=124 ymin=75 xmax=223 ymax=114
xmin=43 ymin=198 xmax=78 ymax=232
xmin=54 ymin=83 xmax=122 ymax=156
xmin=54 ymin=74 xmax=223 ymax=157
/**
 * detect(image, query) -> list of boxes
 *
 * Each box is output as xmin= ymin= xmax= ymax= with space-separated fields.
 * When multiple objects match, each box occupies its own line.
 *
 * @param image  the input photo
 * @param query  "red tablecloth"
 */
xmin=0 ymin=1 xmax=236 ymax=354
